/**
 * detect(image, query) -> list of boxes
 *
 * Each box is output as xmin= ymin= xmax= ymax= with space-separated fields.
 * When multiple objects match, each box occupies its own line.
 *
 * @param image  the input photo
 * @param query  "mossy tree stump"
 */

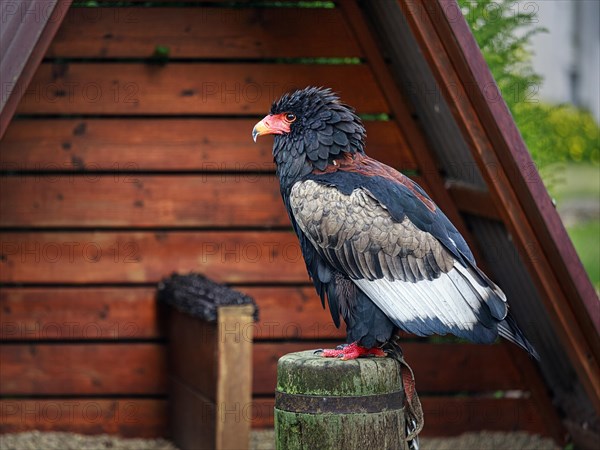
xmin=275 ymin=351 xmax=408 ymax=450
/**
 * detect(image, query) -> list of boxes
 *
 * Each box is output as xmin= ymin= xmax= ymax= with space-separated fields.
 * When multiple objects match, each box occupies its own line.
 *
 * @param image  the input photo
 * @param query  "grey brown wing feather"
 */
xmin=290 ymin=180 xmax=508 ymax=342
xmin=290 ymin=180 xmax=455 ymax=282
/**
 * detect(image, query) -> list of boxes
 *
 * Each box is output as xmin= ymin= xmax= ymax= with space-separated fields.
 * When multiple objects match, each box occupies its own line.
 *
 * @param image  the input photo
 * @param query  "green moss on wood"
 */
xmin=276 ymin=351 xmax=401 ymax=396
xmin=275 ymin=409 xmax=407 ymax=450
xmin=275 ymin=351 xmax=408 ymax=449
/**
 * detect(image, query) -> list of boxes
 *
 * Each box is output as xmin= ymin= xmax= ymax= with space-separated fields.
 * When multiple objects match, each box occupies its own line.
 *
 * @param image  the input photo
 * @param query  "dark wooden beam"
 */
xmin=431 ymin=0 xmax=600 ymax=335
xmin=506 ymin=346 xmax=567 ymax=445
xmin=0 ymin=0 xmax=72 ymax=138
xmin=398 ymin=0 xmax=600 ymax=414
xmin=446 ymin=182 xmax=500 ymax=221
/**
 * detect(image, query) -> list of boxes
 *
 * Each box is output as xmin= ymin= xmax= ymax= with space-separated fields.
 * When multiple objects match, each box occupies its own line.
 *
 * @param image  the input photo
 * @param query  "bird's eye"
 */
xmin=285 ymin=113 xmax=297 ymax=123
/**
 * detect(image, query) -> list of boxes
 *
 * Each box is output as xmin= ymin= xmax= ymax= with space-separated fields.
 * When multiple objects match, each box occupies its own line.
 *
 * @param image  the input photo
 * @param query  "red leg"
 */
xmin=320 ymin=342 xmax=386 ymax=360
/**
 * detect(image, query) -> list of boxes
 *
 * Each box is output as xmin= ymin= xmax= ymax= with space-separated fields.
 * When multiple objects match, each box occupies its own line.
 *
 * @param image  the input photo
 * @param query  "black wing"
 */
xmin=289 ymin=176 xmax=537 ymax=357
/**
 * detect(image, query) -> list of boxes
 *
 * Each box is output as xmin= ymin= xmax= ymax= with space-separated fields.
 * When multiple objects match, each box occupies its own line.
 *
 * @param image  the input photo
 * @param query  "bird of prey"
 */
xmin=253 ymin=87 xmax=538 ymax=360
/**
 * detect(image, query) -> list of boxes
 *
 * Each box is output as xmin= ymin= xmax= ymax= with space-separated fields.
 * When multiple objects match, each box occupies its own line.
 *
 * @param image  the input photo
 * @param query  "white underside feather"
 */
xmin=353 ymin=262 xmax=498 ymax=335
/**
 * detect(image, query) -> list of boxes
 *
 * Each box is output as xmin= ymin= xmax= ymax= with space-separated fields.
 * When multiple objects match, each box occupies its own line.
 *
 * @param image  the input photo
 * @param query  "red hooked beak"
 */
xmin=252 ymin=114 xmax=292 ymax=143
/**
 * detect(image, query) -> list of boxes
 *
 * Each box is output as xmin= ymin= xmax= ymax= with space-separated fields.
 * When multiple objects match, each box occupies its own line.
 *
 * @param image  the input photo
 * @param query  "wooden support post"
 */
xmin=168 ymin=306 xmax=254 ymax=450
xmin=275 ymin=351 xmax=408 ymax=450
xmin=160 ymin=273 xmax=257 ymax=450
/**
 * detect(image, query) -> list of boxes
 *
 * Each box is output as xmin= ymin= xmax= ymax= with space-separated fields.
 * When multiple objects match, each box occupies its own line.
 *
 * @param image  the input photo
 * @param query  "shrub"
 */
xmin=458 ymin=0 xmax=600 ymax=177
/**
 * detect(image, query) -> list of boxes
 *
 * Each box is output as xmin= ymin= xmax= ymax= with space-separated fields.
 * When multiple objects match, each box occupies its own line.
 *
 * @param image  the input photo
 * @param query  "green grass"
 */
xmin=567 ymin=219 xmax=600 ymax=290
xmin=546 ymin=163 xmax=600 ymax=292
xmin=548 ymin=163 xmax=600 ymax=204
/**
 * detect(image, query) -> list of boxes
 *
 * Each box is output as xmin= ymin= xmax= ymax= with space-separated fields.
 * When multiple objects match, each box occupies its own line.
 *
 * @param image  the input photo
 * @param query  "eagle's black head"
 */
xmin=253 ymin=87 xmax=366 ymax=191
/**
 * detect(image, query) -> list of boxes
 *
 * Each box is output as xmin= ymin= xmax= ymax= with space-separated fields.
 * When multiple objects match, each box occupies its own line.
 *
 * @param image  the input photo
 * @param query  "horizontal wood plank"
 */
xmin=0 ymin=287 xmax=344 ymax=341
xmin=0 ymin=231 xmax=308 ymax=284
xmin=0 ymin=119 xmax=416 ymax=171
xmin=252 ymin=342 xmax=526 ymax=394
xmin=0 ymin=344 xmax=167 ymax=395
xmin=1 ymin=174 xmax=430 ymax=228
xmin=252 ymin=396 xmax=548 ymax=436
xmin=0 ymin=175 xmax=288 ymax=227
xmin=0 ymin=287 xmax=162 ymax=340
xmin=0 ymin=342 xmax=527 ymax=395
xmin=16 ymin=63 xmax=388 ymax=114
xmin=0 ymin=396 xmax=548 ymax=436
xmin=0 ymin=399 xmax=168 ymax=437
xmin=446 ymin=181 xmax=499 ymax=220
xmin=49 ymin=8 xmax=361 ymax=58
xmin=243 ymin=286 xmax=345 ymax=340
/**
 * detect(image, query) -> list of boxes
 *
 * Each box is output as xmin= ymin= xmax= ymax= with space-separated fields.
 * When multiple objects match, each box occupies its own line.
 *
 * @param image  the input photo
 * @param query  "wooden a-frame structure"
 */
xmin=0 ymin=1 xmax=598 ymax=447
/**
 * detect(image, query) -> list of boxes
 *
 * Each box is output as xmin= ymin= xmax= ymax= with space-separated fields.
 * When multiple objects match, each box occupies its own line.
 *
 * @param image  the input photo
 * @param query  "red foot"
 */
xmin=320 ymin=342 xmax=386 ymax=360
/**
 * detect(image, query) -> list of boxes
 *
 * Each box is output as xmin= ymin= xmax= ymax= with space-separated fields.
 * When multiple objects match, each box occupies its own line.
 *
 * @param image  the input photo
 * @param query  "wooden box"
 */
xmin=160 ymin=274 xmax=257 ymax=450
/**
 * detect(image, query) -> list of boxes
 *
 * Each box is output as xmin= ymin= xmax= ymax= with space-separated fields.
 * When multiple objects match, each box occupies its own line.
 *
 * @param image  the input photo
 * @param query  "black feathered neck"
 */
xmin=270 ymin=87 xmax=366 ymax=193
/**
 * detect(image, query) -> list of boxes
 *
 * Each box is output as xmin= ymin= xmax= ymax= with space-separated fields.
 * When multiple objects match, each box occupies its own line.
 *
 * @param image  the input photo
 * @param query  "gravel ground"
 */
xmin=0 ymin=431 xmax=178 ymax=450
xmin=1 ymin=430 xmax=560 ymax=450
xmin=419 ymin=431 xmax=560 ymax=450
xmin=251 ymin=430 xmax=560 ymax=450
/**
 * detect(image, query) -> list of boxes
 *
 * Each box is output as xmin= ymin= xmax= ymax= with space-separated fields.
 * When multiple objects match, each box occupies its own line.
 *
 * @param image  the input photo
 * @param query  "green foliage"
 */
xmin=459 ymin=0 xmax=544 ymax=105
xmin=460 ymin=1 xmax=599 ymax=288
xmin=459 ymin=0 xmax=600 ymax=175
xmin=72 ymin=0 xmax=99 ymax=6
xmin=567 ymin=220 xmax=600 ymax=289
xmin=152 ymin=45 xmax=171 ymax=64
xmin=513 ymin=102 xmax=600 ymax=168
xmin=359 ymin=113 xmax=390 ymax=121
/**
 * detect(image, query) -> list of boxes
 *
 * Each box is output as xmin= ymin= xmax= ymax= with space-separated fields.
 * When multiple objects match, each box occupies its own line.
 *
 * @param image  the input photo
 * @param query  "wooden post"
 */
xmin=275 ymin=351 xmax=408 ymax=450
xmin=159 ymin=274 xmax=257 ymax=450
xmin=168 ymin=306 xmax=254 ymax=450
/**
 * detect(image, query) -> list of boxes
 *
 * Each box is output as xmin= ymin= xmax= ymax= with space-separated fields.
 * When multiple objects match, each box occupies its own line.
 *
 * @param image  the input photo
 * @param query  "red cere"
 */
xmin=313 ymin=153 xmax=437 ymax=213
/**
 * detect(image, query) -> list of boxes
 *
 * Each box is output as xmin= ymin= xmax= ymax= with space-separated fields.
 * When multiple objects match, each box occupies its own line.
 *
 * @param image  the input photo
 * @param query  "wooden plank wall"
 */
xmin=1 ymin=0 xmax=554 ymax=439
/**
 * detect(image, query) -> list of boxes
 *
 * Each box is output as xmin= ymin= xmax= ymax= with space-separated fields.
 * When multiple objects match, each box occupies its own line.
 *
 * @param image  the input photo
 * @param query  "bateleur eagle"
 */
xmin=253 ymin=87 xmax=538 ymax=360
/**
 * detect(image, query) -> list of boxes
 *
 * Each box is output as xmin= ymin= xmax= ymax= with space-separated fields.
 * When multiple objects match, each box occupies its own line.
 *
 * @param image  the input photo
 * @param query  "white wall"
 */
xmin=525 ymin=0 xmax=599 ymax=121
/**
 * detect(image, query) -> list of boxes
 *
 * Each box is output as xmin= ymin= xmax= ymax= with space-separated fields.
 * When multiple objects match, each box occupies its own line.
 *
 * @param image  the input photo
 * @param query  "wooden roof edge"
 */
xmin=417 ymin=0 xmax=600 ymax=408
xmin=428 ymin=0 xmax=599 ymax=331
xmin=391 ymin=0 xmax=599 ymax=416
xmin=0 ymin=0 xmax=72 ymax=139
